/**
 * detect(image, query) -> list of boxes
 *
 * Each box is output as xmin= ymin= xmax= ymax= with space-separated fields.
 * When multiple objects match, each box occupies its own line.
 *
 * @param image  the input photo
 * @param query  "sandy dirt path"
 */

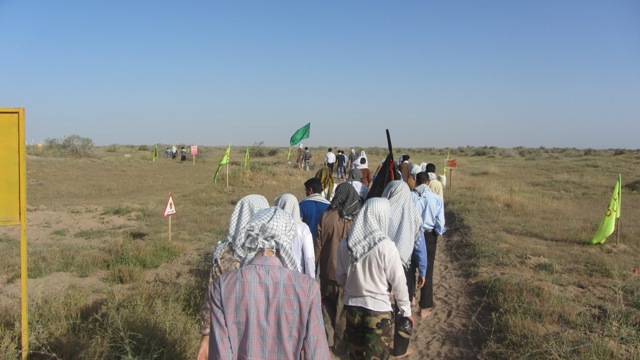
xmin=331 ymin=213 xmax=484 ymax=359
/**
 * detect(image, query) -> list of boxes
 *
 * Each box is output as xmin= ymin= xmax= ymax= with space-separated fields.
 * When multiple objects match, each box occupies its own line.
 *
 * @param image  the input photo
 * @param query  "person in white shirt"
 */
xmin=336 ymin=198 xmax=413 ymax=359
xmin=274 ymin=194 xmax=316 ymax=279
xmin=325 ymin=148 xmax=336 ymax=175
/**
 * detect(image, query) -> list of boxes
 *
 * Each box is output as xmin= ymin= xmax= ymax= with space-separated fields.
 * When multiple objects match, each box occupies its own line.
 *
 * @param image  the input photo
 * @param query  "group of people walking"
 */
xmin=197 ymin=154 xmax=446 ymax=360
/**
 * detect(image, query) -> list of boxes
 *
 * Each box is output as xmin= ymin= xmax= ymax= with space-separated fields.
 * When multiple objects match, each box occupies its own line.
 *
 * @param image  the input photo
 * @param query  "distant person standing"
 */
xmin=171 ymin=145 xmax=177 ymax=159
xmin=165 ymin=147 xmax=171 ymax=158
xmin=424 ymin=163 xmax=444 ymax=201
xmin=398 ymin=155 xmax=412 ymax=184
xmin=336 ymin=150 xmax=348 ymax=181
xmin=180 ymin=147 xmax=187 ymax=161
xmin=348 ymin=149 xmax=359 ymax=170
xmin=357 ymin=158 xmax=372 ymax=188
xmin=303 ymin=147 xmax=312 ymax=172
xmin=296 ymin=144 xmax=305 ymax=170
xmin=325 ymin=148 xmax=336 ymax=175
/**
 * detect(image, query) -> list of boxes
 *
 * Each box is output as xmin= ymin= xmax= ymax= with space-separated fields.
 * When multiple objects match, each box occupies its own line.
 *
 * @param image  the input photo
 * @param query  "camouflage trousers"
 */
xmin=344 ymin=305 xmax=393 ymax=360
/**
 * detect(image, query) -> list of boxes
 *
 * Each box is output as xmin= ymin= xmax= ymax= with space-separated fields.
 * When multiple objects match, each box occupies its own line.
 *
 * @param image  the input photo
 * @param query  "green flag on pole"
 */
xmin=590 ymin=175 xmax=621 ymax=244
xmin=290 ymin=123 xmax=310 ymax=146
xmin=244 ymin=147 xmax=249 ymax=168
xmin=153 ymin=145 xmax=158 ymax=161
xmin=213 ymin=144 xmax=231 ymax=183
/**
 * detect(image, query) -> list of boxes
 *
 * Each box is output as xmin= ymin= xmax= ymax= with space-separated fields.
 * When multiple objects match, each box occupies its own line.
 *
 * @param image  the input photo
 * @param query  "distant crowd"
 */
xmin=197 ymin=149 xmax=446 ymax=360
xmin=165 ymin=145 xmax=188 ymax=161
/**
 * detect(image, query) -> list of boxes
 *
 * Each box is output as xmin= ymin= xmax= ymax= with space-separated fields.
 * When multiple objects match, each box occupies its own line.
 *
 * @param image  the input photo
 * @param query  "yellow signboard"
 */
xmin=0 ymin=108 xmax=28 ymax=359
xmin=0 ymin=108 xmax=25 ymax=225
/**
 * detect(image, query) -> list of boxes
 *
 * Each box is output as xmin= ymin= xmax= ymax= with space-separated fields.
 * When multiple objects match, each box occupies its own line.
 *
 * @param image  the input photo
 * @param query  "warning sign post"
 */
xmin=163 ymin=193 xmax=176 ymax=241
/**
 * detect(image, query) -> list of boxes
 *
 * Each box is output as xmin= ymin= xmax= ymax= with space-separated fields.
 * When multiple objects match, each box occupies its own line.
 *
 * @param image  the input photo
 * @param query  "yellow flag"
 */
xmin=219 ymin=144 xmax=230 ymax=165
xmin=616 ymin=174 xmax=621 ymax=219
xmin=244 ymin=147 xmax=249 ymax=168
xmin=590 ymin=175 xmax=621 ymax=244
xmin=213 ymin=144 xmax=231 ymax=183
xmin=152 ymin=145 xmax=158 ymax=162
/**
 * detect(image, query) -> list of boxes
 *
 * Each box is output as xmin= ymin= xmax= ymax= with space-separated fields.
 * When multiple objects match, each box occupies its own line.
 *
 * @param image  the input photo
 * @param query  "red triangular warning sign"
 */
xmin=163 ymin=193 xmax=176 ymax=217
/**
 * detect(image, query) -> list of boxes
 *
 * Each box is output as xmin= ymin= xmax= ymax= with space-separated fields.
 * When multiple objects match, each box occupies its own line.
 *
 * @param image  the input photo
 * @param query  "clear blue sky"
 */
xmin=2 ymin=1 xmax=638 ymax=149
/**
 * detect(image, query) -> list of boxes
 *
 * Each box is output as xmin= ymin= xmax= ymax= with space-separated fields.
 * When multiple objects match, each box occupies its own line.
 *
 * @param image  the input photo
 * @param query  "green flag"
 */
xmin=244 ymin=147 xmax=249 ymax=168
xmin=289 ymin=123 xmax=310 ymax=146
xmin=590 ymin=175 xmax=621 ymax=244
xmin=213 ymin=144 xmax=231 ymax=183
xmin=152 ymin=145 xmax=158 ymax=161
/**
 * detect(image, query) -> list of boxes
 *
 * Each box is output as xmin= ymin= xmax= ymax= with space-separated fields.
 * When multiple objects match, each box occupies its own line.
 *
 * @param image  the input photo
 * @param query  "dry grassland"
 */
xmin=0 ymin=145 xmax=638 ymax=359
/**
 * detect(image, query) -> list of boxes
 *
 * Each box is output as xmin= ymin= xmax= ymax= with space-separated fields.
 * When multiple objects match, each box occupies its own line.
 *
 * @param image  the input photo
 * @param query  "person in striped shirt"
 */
xmin=208 ymin=207 xmax=330 ymax=360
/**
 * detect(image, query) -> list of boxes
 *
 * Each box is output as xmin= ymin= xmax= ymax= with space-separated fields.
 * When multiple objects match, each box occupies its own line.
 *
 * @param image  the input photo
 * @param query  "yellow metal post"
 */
xmin=0 ymin=108 xmax=28 ymax=359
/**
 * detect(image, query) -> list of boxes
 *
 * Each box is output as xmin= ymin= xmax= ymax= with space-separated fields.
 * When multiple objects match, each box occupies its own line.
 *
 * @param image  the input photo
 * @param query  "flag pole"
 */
xmin=168 ymin=216 xmax=172 ymax=242
xmin=226 ymin=162 xmax=229 ymax=188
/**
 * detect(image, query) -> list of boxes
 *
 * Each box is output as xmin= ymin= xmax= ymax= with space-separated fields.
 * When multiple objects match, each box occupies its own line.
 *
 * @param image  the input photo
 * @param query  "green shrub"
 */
xmin=44 ymin=134 xmax=95 ymax=158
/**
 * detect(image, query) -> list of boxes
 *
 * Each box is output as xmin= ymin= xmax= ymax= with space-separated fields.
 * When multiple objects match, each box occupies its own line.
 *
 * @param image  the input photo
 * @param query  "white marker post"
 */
xmin=163 ymin=192 xmax=176 ymax=241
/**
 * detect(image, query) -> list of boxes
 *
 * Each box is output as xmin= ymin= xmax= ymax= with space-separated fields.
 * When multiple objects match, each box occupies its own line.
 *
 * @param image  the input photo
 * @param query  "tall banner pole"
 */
xmin=226 ymin=162 xmax=229 ymax=188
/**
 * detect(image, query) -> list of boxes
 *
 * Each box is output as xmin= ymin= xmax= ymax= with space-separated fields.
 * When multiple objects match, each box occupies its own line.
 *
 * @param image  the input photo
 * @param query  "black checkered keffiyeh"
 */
xmin=240 ymin=206 xmax=297 ymax=270
xmin=381 ymin=181 xmax=422 ymax=269
xmin=212 ymin=194 xmax=269 ymax=266
xmin=330 ymin=183 xmax=361 ymax=220
xmin=346 ymin=198 xmax=390 ymax=263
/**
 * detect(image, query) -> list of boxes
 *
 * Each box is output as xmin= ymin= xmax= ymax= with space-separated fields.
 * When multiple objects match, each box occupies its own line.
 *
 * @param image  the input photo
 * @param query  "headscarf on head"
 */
xmin=348 ymin=168 xmax=362 ymax=182
xmin=350 ymin=149 xmax=356 ymax=155
xmin=315 ymin=168 xmax=335 ymax=201
xmin=212 ymin=194 xmax=269 ymax=266
xmin=381 ymin=181 xmax=423 ymax=268
xmin=274 ymin=194 xmax=301 ymax=222
xmin=331 ymin=183 xmax=361 ymax=220
xmin=356 ymin=151 xmax=368 ymax=169
xmin=346 ymin=198 xmax=391 ymax=263
xmin=410 ymin=164 xmax=420 ymax=178
xmin=240 ymin=207 xmax=297 ymax=270
xmin=420 ymin=162 xmax=428 ymax=173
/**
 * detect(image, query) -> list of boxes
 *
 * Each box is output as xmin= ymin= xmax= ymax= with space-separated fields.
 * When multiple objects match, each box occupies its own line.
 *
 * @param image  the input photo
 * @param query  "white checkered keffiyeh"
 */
xmin=240 ymin=206 xmax=298 ymax=270
xmin=381 ymin=180 xmax=423 ymax=268
xmin=346 ymin=198 xmax=390 ymax=263
xmin=212 ymin=194 xmax=269 ymax=266
xmin=274 ymin=194 xmax=301 ymax=222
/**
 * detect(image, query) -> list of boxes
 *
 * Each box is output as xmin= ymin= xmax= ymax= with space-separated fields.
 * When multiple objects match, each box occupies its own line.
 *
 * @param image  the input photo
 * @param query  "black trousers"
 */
xmin=418 ymin=230 xmax=438 ymax=309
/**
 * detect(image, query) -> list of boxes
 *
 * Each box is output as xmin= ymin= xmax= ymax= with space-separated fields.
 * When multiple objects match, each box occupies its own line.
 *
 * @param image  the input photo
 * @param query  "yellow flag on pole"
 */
xmin=590 ymin=175 xmax=621 ymax=244
xmin=213 ymin=144 xmax=231 ymax=183
xmin=244 ymin=147 xmax=249 ymax=168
